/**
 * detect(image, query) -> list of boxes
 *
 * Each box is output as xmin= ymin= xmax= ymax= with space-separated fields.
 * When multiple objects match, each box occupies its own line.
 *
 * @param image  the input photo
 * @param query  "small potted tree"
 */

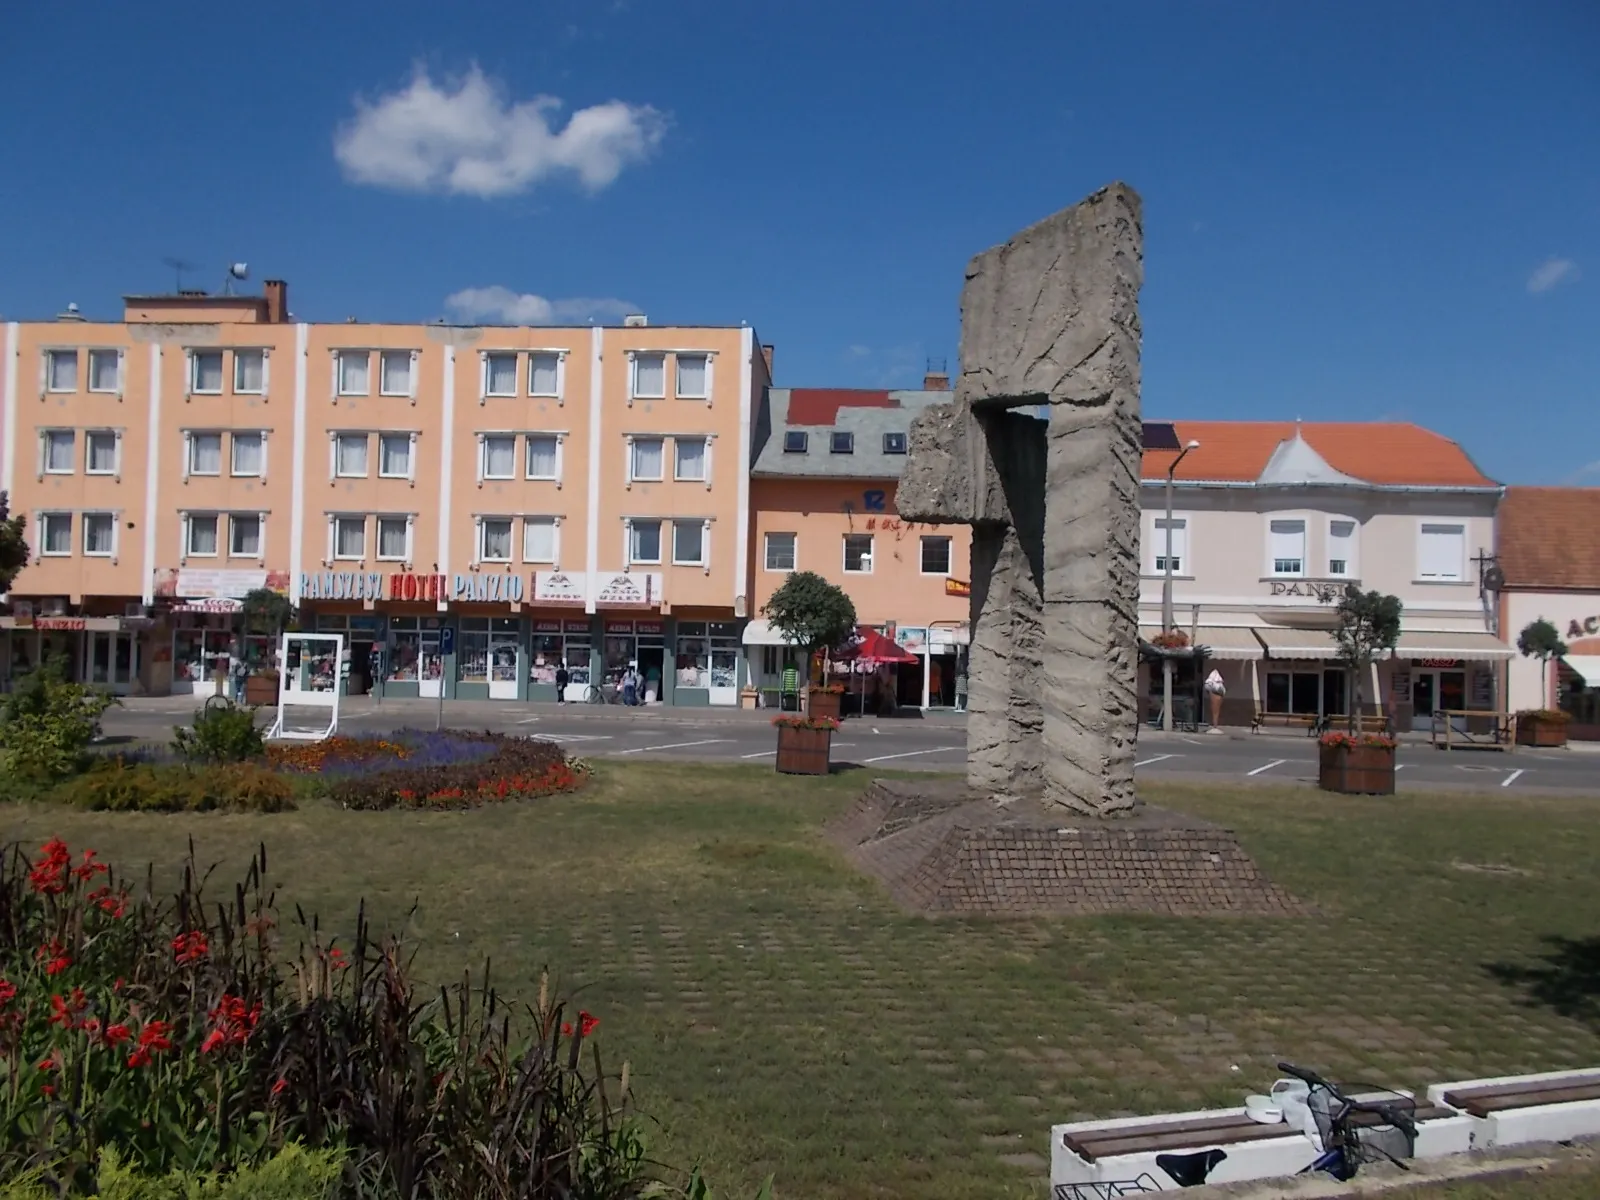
xmin=240 ymin=588 xmax=295 ymax=707
xmin=762 ymin=571 xmax=857 ymax=726
xmin=1515 ymin=618 xmax=1571 ymax=747
xmin=1319 ymin=585 xmax=1402 ymax=794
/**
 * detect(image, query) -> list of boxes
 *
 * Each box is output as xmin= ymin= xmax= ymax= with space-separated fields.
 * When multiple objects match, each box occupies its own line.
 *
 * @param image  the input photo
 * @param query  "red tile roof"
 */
xmin=786 ymin=389 xmax=897 ymax=425
xmin=1141 ymin=421 xmax=1497 ymax=488
xmin=1497 ymin=487 xmax=1600 ymax=590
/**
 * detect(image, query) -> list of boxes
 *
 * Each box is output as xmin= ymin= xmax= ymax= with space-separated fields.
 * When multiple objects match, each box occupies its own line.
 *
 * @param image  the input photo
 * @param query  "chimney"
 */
xmin=760 ymin=343 xmax=774 ymax=378
xmin=923 ymin=356 xmax=950 ymax=391
xmin=264 ymin=279 xmax=288 ymax=324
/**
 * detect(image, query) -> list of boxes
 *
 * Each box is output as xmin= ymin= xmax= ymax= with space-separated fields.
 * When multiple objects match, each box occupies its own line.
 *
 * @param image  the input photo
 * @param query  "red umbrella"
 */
xmin=842 ymin=627 xmax=919 ymax=667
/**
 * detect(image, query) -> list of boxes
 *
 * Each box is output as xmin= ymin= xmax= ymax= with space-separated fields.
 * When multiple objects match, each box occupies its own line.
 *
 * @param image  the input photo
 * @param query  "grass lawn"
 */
xmin=6 ymin=762 xmax=1600 ymax=1199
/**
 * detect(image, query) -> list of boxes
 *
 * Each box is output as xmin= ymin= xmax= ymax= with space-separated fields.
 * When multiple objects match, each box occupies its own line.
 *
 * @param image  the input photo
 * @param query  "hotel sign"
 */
xmin=300 ymin=571 xmax=385 ymax=601
xmin=1267 ymin=579 xmax=1346 ymax=602
xmin=387 ymin=573 xmax=447 ymax=602
xmin=451 ymin=573 xmax=525 ymax=603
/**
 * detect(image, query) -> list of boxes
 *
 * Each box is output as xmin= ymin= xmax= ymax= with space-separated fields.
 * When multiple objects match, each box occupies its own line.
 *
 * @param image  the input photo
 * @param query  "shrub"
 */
xmin=0 ymin=658 xmax=116 ymax=784
xmin=0 ymin=1143 xmax=343 ymax=1199
xmin=172 ymin=700 xmax=265 ymax=765
xmin=61 ymin=761 xmax=294 ymax=813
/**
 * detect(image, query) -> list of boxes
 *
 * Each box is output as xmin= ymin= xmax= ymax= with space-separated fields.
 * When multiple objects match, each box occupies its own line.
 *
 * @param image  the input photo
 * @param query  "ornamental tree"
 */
xmin=241 ymin=588 xmax=296 ymax=662
xmin=1517 ymin=617 xmax=1568 ymax=707
xmin=1331 ymin=585 xmax=1403 ymax=732
xmin=761 ymin=570 xmax=857 ymax=677
xmin=0 ymin=491 xmax=30 ymax=595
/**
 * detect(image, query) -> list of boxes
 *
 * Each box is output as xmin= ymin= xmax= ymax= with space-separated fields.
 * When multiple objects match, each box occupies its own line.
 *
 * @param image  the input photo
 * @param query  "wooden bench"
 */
xmin=1251 ymin=712 xmax=1321 ymax=735
xmin=1429 ymin=1069 xmax=1600 ymax=1149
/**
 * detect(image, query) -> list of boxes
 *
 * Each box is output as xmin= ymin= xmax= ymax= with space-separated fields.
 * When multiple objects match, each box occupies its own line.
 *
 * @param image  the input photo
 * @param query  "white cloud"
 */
xmin=334 ymin=64 xmax=665 ymax=198
xmin=445 ymin=286 xmax=635 ymax=325
xmin=1526 ymin=257 xmax=1579 ymax=294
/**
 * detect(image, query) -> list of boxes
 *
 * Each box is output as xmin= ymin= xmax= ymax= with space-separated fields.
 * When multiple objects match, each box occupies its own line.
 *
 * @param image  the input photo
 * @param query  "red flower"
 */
xmin=172 ymin=931 xmax=209 ymax=964
xmin=201 ymin=1029 xmax=226 ymax=1054
xmin=71 ymin=849 xmax=110 ymax=883
xmin=204 ymin=993 xmax=261 ymax=1050
xmin=104 ymin=1023 xmax=131 ymax=1047
xmin=38 ymin=1055 xmax=57 ymax=1072
xmin=0 ymin=979 xmax=15 ymax=1007
xmin=271 ymin=1077 xmax=288 ymax=1096
xmin=40 ymin=1084 xmax=55 ymax=1097
xmin=561 ymin=1021 xmax=573 ymax=1036
xmin=29 ymin=838 xmax=72 ymax=895
xmin=137 ymin=1020 xmax=172 ymax=1054
xmin=47 ymin=989 xmax=88 ymax=1029
xmin=579 ymin=1011 xmax=600 ymax=1037
xmin=327 ymin=947 xmax=349 ymax=971
xmin=36 ymin=941 xmax=73 ymax=976
xmin=127 ymin=1049 xmax=151 ymax=1068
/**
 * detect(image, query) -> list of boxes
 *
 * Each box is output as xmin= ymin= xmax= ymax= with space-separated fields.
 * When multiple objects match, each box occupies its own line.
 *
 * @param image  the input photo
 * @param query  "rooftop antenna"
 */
xmin=161 ymin=257 xmax=196 ymax=292
xmin=222 ymin=262 xmax=249 ymax=295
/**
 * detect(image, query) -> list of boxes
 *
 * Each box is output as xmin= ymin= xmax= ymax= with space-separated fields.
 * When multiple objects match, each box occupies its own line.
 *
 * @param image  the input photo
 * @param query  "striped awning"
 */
xmin=1139 ymin=626 xmax=1264 ymax=660
xmin=1254 ymin=626 xmax=1340 ymax=661
xmin=1393 ymin=631 xmax=1514 ymax=661
xmin=171 ymin=598 xmax=244 ymax=614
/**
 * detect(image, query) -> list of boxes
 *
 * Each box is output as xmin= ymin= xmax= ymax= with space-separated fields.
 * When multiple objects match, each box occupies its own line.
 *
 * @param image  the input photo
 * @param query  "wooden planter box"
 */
xmin=1515 ymin=717 xmax=1569 ymax=748
xmin=775 ymin=726 xmax=832 ymax=776
xmin=244 ymin=674 xmax=279 ymax=707
xmin=807 ymin=690 xmax=843 ymax=722
xmin=1318 ymin=742 xmax=1396 ymax=795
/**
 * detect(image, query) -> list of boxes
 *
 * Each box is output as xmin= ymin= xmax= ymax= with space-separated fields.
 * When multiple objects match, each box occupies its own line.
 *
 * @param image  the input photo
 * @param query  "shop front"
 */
xmin=673 ymin=620 xmax=741 ymax=706
xmin=529 ymin=619 xmax=592 ymax=702
xmin=1 ymin=614 xmax=152 ymax=696
xmin=311 ymin=612 xmax=385 ymax=695
xmin=382 ymin=613 xmax=446 ymax=699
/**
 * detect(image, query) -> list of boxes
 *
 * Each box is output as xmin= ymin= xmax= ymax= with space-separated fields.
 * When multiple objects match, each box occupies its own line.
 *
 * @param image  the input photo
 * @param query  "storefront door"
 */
xmin=489 ymin=633 xmax=520 ymax=700
xmin=419 ymin=633 xmax=443 ymax=698
xmin=1411 ymin=670 xmax=1467 ymax=731
xmin=88 ymin=632 xmax=139 ymax=694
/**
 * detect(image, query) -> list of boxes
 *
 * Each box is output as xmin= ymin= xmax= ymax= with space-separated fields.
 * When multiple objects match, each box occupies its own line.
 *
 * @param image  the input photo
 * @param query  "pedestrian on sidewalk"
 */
xmin=555 ymin=665 xmax=570 ymax=703
xmin=954 ymin=667 xmax=967 ymax=713
xmin=622 ymin=663 xmax=639 ymax=707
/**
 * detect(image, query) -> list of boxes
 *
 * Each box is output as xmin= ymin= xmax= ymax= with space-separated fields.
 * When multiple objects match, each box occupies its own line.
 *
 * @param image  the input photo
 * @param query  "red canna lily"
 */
xmin=172 ymin=931 xmax=210 ymax=964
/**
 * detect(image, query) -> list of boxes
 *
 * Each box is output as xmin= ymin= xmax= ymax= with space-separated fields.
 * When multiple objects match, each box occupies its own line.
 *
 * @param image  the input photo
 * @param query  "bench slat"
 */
xmin=1444 ymin=1083 xmax=1600 ymax=1119
xmin=1066 ymin=1112 xmax=1261 ymax=1151
xmin=1442 ymin=1074 xmax=1600 ymax=1104
xmin=1068 ymin=1121 xmax=1301 ymax=1161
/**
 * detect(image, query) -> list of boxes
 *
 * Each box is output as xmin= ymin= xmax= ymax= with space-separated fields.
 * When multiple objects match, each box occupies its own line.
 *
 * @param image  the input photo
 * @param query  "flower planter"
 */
xmin=775 ymin=725 xmax=832 ymax=775
xmin=807 ymin=690 xmax=842 ymax=722
xmin=1318 ymin=742 xmax=1396 ymax=795
xmin=1515 ymin=716 xmax=1569 ymax=748
xmin=244 ymin=674 xmax=279 ymax=707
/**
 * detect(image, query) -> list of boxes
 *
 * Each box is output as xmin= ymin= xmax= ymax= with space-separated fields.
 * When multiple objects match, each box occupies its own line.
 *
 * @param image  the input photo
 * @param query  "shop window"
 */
xmin=765 ymin=532 xmax=796 ymax=571
xmin=457 ymin=618 xmax=490 ymax=685
xmin=1265 ymin=670 xmax=1322 ymax=715
xmin=675 ymin=621 xmax=708 ymax=688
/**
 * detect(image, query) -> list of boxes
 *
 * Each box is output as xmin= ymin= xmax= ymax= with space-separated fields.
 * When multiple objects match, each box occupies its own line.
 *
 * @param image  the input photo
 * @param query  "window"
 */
xmin=883 ymin=431 xmax=907 ymax=455
xmin=46 ymin=350 xmax=78 ymax=392
xmin=764 ymin=532 xmax=796 ymax=571
xmin=234 ymin=349 xmax=265 ymax=393
xmin=86 ymin=431 xmax=118 ymax=475
xmin=479 ymin=518 xmax=513 ymax=562
xmin=1153 ymin=516 xmax=1188 ymax=574
xmin=43 ymin=431 xmax=75 ymax=474
xmin=844 ymin=533 xmax=873 ymax=573
xmin=920 ymin=535 xmax=952 ymax=575
xmin=41 ymin=513 xmax=73 ymax=555
xmin=336 ymin=434 xmax=369 ymax=477
xmin=1418 ymin=522 xmax=1466 ymax=581
xmin=674 ymin=437 xmax=707 ymax=481
xmin=525 ymin=435 xmax=559 ymax=480
xmin=676 ymin=353 xmax=708 ymax=399
xmin=629 ymin=519 xmax=662 ymax=564
xmin=1269 ymin=518 xmax=1306 ymax=576
xmin=191 ymin=350 xmax=224 ymax=394
xmin=188 ymin=432 xmax=223 ymax=476
xmin=632 ymin=353 xmax=665 ymax=399
xmin=523 ymin=517 xmax=557 ymax=563
xmin=377 ymin=516 xmax=410 ymax=560
xmin=783 ymin=431 xmax=809 ymax=454
xmin=482 ymin=435 xmax=516 ymax=479
xmin=830 ymin=431 xmax=854 ymax=454
xmin=231 ymin=432 xmax=263 ymax=477
xmin=334 ymin=516 xmax=366 ymax=559
xmin=529 ymin=352 xmax=560 ymax=396
xmin=485 ymin=353 xmax=517 ymax=396
xmin=229 ymin=515 xmax=261 ymax=557
xmin=337 ymin=351 xmax=370 ymax=396
xmin=630 ymin=437 xmax=664 ymax=481
xmin=379 ymin=434 xmax=411 ymax=478
xmin=673 ymin=520 xmax=705 ymax=565
xmin=88 ymin=349 xmax=120 ymax=393
xmin=1328 ymin=519 xmax=1356 ymax=576
xmin=186 ymin=514 xmax=218 ymax=557
xmin=379 ymin=351 xmax=412 ymax=396
xmin=83 ymin=513 xmax=115 ymax=556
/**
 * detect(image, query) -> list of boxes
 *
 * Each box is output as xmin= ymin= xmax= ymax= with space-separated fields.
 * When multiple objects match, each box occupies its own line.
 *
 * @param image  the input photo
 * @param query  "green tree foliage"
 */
xmin=0 ymin=491 xmax=30 ymax=595
xmin=761 ymin=571 xmax=857 ymax=662
xmin=171 ymin=700 xmax=266 ymax=764
xmin=1332 ymin=585 xmax=1404 ymax=731
xmin=1517 ymin=617 xmax=1568 ymax=704
xmin=241 ymin=588 xmax=295 ymax=639
xmin=0 ymin=658 xmax=116 ymax=783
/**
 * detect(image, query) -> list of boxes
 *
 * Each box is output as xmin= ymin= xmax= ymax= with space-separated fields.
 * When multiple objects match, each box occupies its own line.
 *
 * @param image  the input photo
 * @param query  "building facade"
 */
xmin=1496 ymin=486 xmax=1600 ymax=739
xmin=746 ymin=384 xmax=972 ymax=708
xmin=0 ymin=283 xmax=772 ymax=705
xmin=1139 ymin=421 xmax=1511 ymax=729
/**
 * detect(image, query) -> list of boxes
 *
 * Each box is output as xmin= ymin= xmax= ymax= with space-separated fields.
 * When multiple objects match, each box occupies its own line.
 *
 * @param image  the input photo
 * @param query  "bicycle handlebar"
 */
xmin=1276 ymin=1061 xmax=1332 ymax=1089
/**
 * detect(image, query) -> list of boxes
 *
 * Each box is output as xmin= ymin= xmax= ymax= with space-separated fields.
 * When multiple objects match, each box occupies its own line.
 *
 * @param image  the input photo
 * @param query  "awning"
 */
xmin=741 ymin=619 xmax=799 ymax=647
xmin=1562 ymin=655 xmax=1600 ymax=685
xmin=1254 ymin=626 xmax=1340 ymax=660
xmin=1392 ymin=631 xmax=1514 ymax=661
xmin=1137 ymin=626 xmax=1264 ymax=660
xmin=172 ymin=599 xmax=244 ymax=614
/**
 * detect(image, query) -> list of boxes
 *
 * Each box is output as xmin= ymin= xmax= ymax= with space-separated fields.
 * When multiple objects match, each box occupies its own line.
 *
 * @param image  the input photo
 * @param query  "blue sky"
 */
xmin=1 ymin=1 xmax=1595 ymax=484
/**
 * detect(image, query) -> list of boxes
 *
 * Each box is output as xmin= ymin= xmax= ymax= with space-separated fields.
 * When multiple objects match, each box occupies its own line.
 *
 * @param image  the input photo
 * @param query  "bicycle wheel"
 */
xmin=585 ymin=685 xmax=603 ymax=704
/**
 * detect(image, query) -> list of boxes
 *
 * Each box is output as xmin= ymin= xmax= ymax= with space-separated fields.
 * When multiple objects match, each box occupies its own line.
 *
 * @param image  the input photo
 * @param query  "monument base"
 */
xmin=826 ymin=780 xmax=1308 ymax=918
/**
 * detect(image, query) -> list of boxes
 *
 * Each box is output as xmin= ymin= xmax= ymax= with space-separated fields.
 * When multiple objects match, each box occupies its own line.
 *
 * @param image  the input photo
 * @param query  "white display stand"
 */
xmin=266 ymin=632 xmax=343 ymax=741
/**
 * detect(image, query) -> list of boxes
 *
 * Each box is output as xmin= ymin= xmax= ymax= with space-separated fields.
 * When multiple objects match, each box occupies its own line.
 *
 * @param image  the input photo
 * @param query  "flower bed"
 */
xmin=322 ymin=732 xmax=584 ymax=810
xmin=1514 ymin=709 xmax=1571 ymax=748
xmin=1317 ymin=731 xmax=1397 ymax=795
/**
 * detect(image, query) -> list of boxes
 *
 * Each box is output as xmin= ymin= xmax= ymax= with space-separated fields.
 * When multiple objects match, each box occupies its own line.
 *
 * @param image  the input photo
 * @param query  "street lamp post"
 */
xmin=1162 ymin=440 xmax=1201 ymax=732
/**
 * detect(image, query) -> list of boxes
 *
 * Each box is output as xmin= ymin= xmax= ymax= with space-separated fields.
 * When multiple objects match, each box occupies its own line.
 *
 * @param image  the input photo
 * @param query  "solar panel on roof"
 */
xmin=1143 ymin=422 xmax=1181 ymax=451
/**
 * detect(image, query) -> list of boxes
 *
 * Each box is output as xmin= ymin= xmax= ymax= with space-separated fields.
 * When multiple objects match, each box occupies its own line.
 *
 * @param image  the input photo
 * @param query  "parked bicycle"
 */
xmin=1053 ymin=1150 xmax=1227 ymax=1198
xmin=584 ymin=683 xmax=619 ymax=705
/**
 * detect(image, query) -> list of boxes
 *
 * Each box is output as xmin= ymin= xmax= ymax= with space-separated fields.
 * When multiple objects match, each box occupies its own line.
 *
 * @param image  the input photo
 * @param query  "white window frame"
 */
xmin=379 ymin=350 xmax=416 ymax=398
xmin=87 ymin=348 xmax=124 ymax=395
xmin=228 ymin=513 xmax=264 ymax=559
xmin=523 ymin=433 xmax=564 ymax=485
xmin=189 ymin=349 xmax=225 ymax=395
xmin=477 ymin=516 xmax=515 ymax=564
xmin=233 ymin=348 xmax=268 ymax=395
xmin=672 ymin=518 xmax=707 ymax=566
xmin=375 ymin=515 xmax=414 ymax=562
xmin=82 ymin=511 xmax=117 ymax=558
xmin=527 ymin=350 xmax=566 ymax=401
xmin=334 ymin=433 xmax=370 ymax=479
xmin=521 ymin=516 xmax=560 ymax=565
xmin=378 ymin=432 xmax=415 ymax=480
xmin=479 ymin=433 xmax=517 ymax=481
xmin=625 ymin=517 xmax=663 ymax=565
xmin=85 ymin=430 xmax=121 ymax=478
xmin=1416 ymin=520 xmax=1467 ymax=582
xmin=1266 ymin=514 xmax=1309 ymax=578
xmin=187 ymin=431 xmax=224 ymax=478
xmin=1326 ymin=516 xmax=1359 ymax=578
xmin=764 ymin=531 xmax=797 ymax=572
xmin=627 ymin=436 xmax=665 ymax=485
xmin=230 ymin=431 xmax=266 ymax=478
xmin=673 ymin=436 xmax=709 ymax=483
xmin=41 ymin=430 xmax=76 ymax=476
xmin=336 ymin=350 xmax=371 ymax=398
xmin=1151 ymin=513 xmax=1190 ymax=576
xmin=331 ymin=514 xmax=367 ymax=561
xmin=39 ymin=511 xmax=74 ymax=557
xmin=919 ymin=534 xmax=953 ymax=577
xmin=184 ymin=513 xmax=220 ymax=559
xmin=674 ymin=352 xmax=712 ymax=402
xmin=629 ymin=352 xmax=666 ymax=402
xmin=45 ymin=349 xmax=78 ymax=394
xmin=843 ymin=533 xmax=874 ymax=574
xmin=482 ymin=351 xmax=518 ymax=399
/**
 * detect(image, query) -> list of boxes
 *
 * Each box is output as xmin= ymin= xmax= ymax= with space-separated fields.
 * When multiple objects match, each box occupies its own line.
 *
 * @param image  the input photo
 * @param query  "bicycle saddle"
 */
xmin=1155 ymin=1148 xmax=1228 ymax=1188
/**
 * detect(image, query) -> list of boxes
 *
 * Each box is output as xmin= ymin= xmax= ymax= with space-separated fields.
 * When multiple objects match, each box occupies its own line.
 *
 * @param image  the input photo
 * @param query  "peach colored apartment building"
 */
xmin=0 ymin=281 xmax=771 ymax=705
xmin=747 ymin=383 xmax=972 ymax=708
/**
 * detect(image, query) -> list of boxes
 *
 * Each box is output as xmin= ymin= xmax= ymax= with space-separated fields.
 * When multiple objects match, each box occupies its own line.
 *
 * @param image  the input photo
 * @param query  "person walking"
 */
xmin=954 ymin=665 xmax=968 ymax=713
xmin=622 ymin=663 xmax=639 ymax=707
xmin=230 ymin=653 xmax=249 ymax=705
xmin=555 ymin=664 xmax=570 ymax=703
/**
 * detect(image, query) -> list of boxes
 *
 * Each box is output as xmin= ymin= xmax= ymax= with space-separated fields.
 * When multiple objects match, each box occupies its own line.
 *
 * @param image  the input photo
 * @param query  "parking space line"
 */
xmin=860 ymin=746 xmax=963 ymax=764
xmin=740 ymin=750 xmax=776 ymax=759
xmin=1501 ymin=768 xmax=1525 ymax=788
xmin=1246 ymin=759 xmax=1287 ymax=777
xmin=614 ymin=739 xmax=730 ymax=755
xmin=1135 ymin=753 xmax=1178 ymax=767
xmin=516 ymin=716 xmax=541 ymax=725
xmin=551 ymin=734 xmax=613 ymax=743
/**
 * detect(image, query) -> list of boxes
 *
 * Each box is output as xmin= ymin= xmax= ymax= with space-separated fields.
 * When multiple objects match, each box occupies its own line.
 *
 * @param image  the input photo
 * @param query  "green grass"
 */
xmin=6 ymin=763 xmax=1600 ymax=1199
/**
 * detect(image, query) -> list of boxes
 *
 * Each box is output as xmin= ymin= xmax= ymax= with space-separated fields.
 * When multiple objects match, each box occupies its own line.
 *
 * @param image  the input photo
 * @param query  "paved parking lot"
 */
xmin=103 ymin=698 xmax=1600 ymax=793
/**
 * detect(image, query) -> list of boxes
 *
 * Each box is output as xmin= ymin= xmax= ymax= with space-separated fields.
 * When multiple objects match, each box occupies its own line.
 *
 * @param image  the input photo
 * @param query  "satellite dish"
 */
xmin=1483 ymin=566 xmax=1505 ymax=592
xmin=228 ymin=263 xmax=250 ymax=280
